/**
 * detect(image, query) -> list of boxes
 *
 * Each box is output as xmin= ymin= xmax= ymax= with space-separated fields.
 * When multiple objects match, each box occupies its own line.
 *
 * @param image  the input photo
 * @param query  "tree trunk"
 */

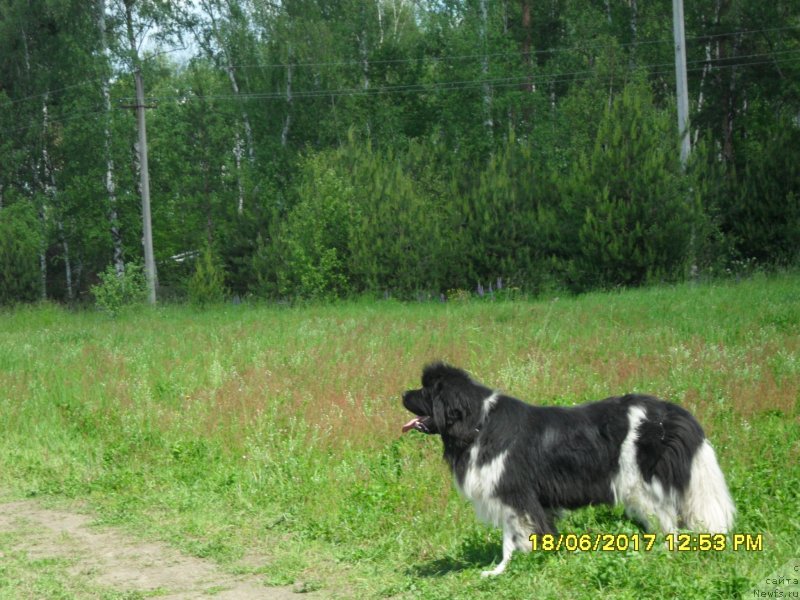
xmin=281 ymin=45 xmax=293 ymax=148
xmin=359 ymin=31 xmax=369 ymax=90
xmin=358 ymin=9 xmax=371 ymax=137
xmin=376 ymin=0 xmax=384 ymax=45
xmin=521 ymin=0 xmax=532 ymax=92
xmin=57 ymin=219 xmax=74 ymax=301
xmin=200 ymin=0 xmax=254 ymax=214
xmin=21 ymin=23 xmax=46 ymax=299
xmin=629 ymin=0 xmax=638 ymax=65
xmin=479 ymin=0 xmax=493 ymax=137
xmin=694 ymin=41 xmax=712 ymax=146
xmin=42 ymin=99 xmax=71 ymax=300
xmin=720 ymin=31 xmax=743 ymax=163
xmin=39 ymin=232 xmax=47 ymax=300
xmin=233 ymin=132 xmax=245 ymax=214
xmin=224 ymin=65 xmax=255 ymax=164
xmin=99 ymin=0 xmax=125 ymax=276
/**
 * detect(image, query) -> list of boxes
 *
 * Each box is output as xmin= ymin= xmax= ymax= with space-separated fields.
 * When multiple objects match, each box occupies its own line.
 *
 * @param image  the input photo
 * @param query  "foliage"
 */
xmin=718 ymin=113 xmax=800 ymax=266
xmin=0 ymin=0 xmax=798 ymax=303
xmin=562 ymin=81 xmax=698 ymax=290
xmin=457 ymin=130 xmax=561 ymax=294
xmin=187 ymin=245 xmax=228 ymax=307
xmin=272 ymin=154 xmax=356 ymax=300
xmin=90 ymin=262 xmax=147 ymax=315
xmin=264 ymin=138 xmax=465 ymax=300
xmin=343 ymin=138 xmax=464 ymax=297
xmin=0 ymin=200 xmax=42 ymax=305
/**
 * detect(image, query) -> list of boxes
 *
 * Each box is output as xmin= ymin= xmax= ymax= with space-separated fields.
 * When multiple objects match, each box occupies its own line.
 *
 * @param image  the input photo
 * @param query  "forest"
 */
xmin=1 ymin=0 xmax=798 ymax=304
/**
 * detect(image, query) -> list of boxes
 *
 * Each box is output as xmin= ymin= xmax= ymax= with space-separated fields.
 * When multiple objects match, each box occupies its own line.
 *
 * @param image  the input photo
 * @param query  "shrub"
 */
xmin=263 ymin=138 xmax=466 ymax=301
xmin=346 ymin=144 xmax=460 ymax=297
xmin=719 ymin=116 xmax=800 ymax=266
xmin=562 ymin=81 xmax=698 ymax=290
xmin=0 ymin=200 xmax=42 ymax=305
xmin=273 ymin=155 xmax=355 ymax=300
xmin=91 ymin=262 xmax=147 ymax=315
xmin=457 ymin=130 xmax=560 ymax=294
xmin=187 ymin=246 xmax=228 ymax=307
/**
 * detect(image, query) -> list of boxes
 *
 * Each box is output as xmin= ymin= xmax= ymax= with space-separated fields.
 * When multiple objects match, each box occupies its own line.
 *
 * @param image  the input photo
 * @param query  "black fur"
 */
xmin=402 ymin=362 xmax=715 ymax=563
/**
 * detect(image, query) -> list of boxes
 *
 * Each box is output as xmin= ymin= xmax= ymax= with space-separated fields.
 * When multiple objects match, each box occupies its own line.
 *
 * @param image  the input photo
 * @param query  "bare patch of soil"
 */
xmin=0 ymin=498 xmax=319 ymax=598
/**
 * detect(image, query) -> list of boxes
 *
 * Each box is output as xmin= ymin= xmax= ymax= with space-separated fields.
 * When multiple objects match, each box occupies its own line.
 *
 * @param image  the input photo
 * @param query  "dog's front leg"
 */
xmin=481 ymin=498 xmax=556 ymax=577
xmin=481 ymin=510 xmax=538 ymax=577
xmin=480 ymin=525 xmax=517 ymax=577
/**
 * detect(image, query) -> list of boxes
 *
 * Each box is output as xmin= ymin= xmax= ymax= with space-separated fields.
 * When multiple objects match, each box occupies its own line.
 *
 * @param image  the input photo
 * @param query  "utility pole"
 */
xmin=673 ymin=0 xmax=697 ymax=275
xmin=672 ymin=0 xmax=691 ymax=167
xmin=135 ymin=68 xmax=156 ymax=304
xmin=122 ymin=69 xmax=157 ymax=304
xmin=123 ymin=0 xmax=157 ymax=304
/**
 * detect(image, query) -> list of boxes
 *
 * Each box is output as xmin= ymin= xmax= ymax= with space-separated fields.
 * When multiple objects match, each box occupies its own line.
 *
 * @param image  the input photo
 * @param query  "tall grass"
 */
xmin=1 ymin=274 xmax=798 ymax=598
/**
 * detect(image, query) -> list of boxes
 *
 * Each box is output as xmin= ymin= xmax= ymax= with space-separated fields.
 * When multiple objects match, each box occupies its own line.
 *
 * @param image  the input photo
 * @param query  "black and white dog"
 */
xmin=402 ymin=362 xmax=734 ymax=576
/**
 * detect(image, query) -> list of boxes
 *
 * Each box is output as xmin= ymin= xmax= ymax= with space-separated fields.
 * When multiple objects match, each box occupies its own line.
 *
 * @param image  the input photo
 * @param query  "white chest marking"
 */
xmin=456 ymin=444 xmax=508 ymax=527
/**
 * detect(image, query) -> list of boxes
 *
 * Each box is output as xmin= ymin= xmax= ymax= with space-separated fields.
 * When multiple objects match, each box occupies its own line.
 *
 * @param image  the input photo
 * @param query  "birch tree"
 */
xmin=98 ymin=0 xmax=125 ymax=277
xmin=181 ymin=0 xmax=257 ymax=214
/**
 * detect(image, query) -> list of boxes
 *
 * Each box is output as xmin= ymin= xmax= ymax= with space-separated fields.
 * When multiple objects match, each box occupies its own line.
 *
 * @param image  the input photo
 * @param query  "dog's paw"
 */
xmin=480 ymin=566 xmax=504 ymax=578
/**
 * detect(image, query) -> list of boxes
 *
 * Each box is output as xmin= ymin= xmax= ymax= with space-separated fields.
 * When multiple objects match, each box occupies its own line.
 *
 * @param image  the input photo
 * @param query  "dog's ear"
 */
xmin=431 ymin=380 xmax=448 ymax=432
xmin=431 ymin=379 xmax=477 ymax=439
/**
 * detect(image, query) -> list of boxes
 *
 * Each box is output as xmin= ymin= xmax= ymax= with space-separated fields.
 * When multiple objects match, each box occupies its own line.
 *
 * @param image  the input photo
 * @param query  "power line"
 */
xmin=1 ymin=24 xmax=797 ymax=110
xmin=114 ymin=49 xmax=800 ymax=103
xmin=2 ymin=51 xmax=798 ymax=139
xmin=187 ymin=25 xmax=796 ymax=74
xmin=2 ymin=55 xmax=798 ymax=139
xmin=0 ymin=48 xmax=182 ymax=110
xmin=218 ymin=25 xmax=800 ymax=71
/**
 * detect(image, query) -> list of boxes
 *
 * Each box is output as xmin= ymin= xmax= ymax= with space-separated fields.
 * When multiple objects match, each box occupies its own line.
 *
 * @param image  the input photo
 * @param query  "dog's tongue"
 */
xmin=402 ymin=416 xmax=422 ymax=433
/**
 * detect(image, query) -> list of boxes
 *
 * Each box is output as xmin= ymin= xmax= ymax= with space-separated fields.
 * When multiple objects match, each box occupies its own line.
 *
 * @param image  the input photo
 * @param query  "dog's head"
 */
xmin=401 ymin=362 xmax=486 ymax=440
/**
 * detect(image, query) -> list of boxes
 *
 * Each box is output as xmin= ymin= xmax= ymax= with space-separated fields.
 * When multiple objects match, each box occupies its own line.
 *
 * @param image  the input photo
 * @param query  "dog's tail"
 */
xmin=680 ymin=440 xmax=735 ymax=532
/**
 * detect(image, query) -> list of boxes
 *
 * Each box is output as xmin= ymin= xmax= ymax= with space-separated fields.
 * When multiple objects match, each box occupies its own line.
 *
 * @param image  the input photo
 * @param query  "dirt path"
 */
xmin=0 ymin=497 xmax=320 ymax=599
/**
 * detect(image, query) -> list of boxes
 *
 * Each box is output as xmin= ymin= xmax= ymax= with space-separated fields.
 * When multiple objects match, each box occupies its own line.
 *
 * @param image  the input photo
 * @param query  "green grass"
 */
xmin=0 ymin=530 xmax=140 ymax=600
xmin=1 ymin=273 xmax=798 ymax=598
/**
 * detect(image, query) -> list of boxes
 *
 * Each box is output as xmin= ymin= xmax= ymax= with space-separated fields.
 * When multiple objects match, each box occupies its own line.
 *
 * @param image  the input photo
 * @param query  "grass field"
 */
xmin=1 ymin=274 xmax=798 ymax=598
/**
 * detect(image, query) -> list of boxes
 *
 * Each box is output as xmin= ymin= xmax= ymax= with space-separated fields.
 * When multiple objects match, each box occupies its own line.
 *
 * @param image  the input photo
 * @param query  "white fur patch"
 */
xmin=454 ymin=433 xmax=533 ymax=578
xmin=610 ymin=405 xmax=647 ymax=506
xmin=456 ymin=444 xmax=508 ymax=527
xmin=681 ymin=440 xmax=735 ymax=532
xmin=481 ymin=392 xmax=499 ymax=421
xmin=610 ymin=405 xmax=734 ymax=533
xmin=610 ymin=405 xmax=681 ymax=531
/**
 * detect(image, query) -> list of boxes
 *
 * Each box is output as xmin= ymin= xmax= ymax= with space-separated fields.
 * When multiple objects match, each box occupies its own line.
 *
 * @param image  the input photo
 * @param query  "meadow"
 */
xmin=0 ymin=274 xmax=798 ymax=599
